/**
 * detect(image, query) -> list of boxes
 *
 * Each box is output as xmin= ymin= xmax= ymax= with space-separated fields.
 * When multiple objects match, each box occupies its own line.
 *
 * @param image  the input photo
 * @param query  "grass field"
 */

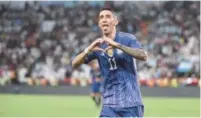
xmin=0 ymin=94 xmax=200 ymax=117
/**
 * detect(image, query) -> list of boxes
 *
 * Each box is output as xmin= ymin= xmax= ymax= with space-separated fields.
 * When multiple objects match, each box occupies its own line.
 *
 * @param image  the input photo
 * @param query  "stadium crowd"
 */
xmin=0 ymin=1 xmax=200 ymax=87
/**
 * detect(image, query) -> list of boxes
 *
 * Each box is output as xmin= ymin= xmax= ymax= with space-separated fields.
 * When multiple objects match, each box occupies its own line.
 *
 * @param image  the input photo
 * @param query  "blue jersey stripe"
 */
xmin=87 ymin=32 xmax=143 ymax=108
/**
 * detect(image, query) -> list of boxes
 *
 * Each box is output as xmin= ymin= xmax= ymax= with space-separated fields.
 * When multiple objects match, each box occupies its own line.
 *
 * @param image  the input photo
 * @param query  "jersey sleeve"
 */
xmin=129 ymin=35 xmax=142 ymax=49
xmin=84 ymin=51 xmax=97 ymax=64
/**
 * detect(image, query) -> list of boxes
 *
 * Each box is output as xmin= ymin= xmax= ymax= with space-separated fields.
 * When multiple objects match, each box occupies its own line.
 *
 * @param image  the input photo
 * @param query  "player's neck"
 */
xmin=103 ymin=28 xmax=116 ymax=40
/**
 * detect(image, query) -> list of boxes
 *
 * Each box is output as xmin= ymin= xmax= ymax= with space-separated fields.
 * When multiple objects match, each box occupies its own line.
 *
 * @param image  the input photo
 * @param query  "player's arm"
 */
xmin=117 ymin=44 xmax=147 ymax=61
xmin=103 ymin=37 xmax=148 ymax=61
xmin=72 ymin=38 xmax=104 ymax=68
xmin=71 ymin=51 xmax=89 ymax=69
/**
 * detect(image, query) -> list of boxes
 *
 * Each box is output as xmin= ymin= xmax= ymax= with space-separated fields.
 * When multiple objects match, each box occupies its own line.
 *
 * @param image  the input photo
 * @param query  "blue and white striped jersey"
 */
xmin=84 ymin=32 xmax=143 ymax=108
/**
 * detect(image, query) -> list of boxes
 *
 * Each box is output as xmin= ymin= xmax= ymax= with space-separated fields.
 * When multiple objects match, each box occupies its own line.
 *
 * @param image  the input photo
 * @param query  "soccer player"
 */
xmin=89 ymin=60 xmax=102 ymax=107
xmin=72 ymin=8 xmax=148 ymax=117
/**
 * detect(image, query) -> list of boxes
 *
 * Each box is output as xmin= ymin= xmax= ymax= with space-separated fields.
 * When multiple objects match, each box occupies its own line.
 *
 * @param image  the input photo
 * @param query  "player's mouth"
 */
xmin=102 ymin=24 xmax=109 ymax=29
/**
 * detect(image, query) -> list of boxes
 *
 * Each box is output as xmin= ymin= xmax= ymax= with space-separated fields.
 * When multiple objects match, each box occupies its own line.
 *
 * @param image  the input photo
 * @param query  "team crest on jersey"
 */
xmin=117 ymin=49 xmax=123 ymax=55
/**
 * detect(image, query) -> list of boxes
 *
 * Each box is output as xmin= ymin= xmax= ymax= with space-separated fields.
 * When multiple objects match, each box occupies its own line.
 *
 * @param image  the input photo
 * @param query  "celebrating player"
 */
xmin=72 ymin=7 xmax=148 ymax=117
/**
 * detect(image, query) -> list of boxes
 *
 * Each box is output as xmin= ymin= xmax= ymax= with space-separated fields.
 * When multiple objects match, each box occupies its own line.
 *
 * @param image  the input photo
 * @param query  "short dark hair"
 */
xmin=97 ymin=7 xmax=117 ymax=22
xmin=99 ymin=7 xmax=116 ymax=17
xmin=100 ymin=7 xmax=118 ymax=18
xmin=100 ymin=7 xmax=113 ymax=12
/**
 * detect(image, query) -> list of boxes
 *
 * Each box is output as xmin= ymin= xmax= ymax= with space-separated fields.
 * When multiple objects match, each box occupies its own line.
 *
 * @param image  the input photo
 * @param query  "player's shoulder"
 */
xmin=118 ymin=32 xmax=137 ymax=41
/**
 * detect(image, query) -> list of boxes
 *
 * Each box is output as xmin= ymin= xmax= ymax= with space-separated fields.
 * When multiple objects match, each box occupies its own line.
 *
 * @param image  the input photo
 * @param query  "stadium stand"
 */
xmin=0 ymin=1 xmax=200 ymax=87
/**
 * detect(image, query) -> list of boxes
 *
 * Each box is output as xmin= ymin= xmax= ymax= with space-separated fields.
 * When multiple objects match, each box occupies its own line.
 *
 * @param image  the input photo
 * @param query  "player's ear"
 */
xmin=113 ymin=15 xmax=119 ymax=26
xmin=114 ymin=19 xmax=119 ymax=26
xmin=98 ymin=19 xmax=102 ymax=28
xmin=97 ymin=14 xmax=101 ymax=28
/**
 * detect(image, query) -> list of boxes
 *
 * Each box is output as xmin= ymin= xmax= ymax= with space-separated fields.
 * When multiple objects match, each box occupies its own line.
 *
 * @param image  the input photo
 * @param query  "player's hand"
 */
xmin=104 ymin=45 xmax=113 ymax=52
xmin=102 ymin=36 xmax=120 ymax=48
xmin=87 ymin=38 xmax=105 ymax=52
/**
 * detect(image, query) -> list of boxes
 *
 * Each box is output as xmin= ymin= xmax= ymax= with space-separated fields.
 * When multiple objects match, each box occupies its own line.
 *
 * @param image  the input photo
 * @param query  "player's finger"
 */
xmin=91 ymin=40 xmax=103 ymax=48
xmin=94 ymin=38 xmax=104 ymax=45
xmin=102 ymin=38 xmax=112 ymax=45
xmin=98 ymin=38 xmax=104 ymax=44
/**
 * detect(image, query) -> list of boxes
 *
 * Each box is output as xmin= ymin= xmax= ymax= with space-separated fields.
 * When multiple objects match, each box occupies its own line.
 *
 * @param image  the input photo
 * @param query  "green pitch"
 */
xmin=0 ymin=94 xmax=199 ymax=117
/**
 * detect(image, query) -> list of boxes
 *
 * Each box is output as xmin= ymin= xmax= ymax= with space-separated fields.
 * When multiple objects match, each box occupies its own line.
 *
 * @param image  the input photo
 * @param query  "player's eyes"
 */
xmin=106 ymin=15 xmax=111 ymax=18
xmin=99 ymin=15 xmax=111 ymax=20
xmin=99 ymin=16 xmax=103 ymax=19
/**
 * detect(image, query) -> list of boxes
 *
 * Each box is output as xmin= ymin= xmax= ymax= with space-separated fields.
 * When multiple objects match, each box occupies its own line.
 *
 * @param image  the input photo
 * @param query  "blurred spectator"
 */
xmin=0 ymin=1 xmax=199 ymax=87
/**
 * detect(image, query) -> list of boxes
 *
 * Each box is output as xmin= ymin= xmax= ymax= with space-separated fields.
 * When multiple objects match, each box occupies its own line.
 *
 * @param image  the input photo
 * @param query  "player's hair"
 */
xmin=100 ymin=7 xmax=113 ymax=13
xmin=98 ymin=7 xmax=118 ymax=20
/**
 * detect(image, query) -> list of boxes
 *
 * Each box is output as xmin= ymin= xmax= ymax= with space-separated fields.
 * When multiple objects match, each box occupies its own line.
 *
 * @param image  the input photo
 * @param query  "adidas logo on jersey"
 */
xmin=117 ymin=49 xmax=123 ymax=55
xmin=101 ymin=52 xmax=105 ymax=56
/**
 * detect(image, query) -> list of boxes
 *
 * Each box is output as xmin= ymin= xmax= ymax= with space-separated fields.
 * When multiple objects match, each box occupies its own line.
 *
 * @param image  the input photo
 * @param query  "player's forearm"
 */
xmin=72 ymin=52 xmax=87 ymax=68
xmin=116 ymin=44 xmax=148 ymax=61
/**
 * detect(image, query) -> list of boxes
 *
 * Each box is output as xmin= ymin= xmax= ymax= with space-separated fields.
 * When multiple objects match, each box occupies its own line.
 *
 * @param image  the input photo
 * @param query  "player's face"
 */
xmin=98 ymin=10 xmax=117 ymax=35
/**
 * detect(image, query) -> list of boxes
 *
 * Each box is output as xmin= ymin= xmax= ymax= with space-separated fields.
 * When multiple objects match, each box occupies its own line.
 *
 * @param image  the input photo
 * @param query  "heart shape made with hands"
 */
xmin=91 ymin=37 xmax=114 ymax=56
xmin=93 ymin=45 xmax=114 ymax=57
xmin=92 ymin=45 xmax=113 ymax=52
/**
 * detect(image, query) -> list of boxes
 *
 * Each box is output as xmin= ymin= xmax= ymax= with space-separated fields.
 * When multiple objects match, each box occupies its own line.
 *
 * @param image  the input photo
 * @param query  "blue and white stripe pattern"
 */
xmin=84 ymin=32 xmax=143 ymax=108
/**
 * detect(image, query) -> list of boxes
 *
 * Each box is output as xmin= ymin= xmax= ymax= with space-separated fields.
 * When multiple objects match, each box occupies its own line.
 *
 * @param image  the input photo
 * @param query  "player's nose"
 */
xmin=102 ymin=20 xmax=108 ymax=25
xmin=102 ymin=17 xmax=107 ymax=22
